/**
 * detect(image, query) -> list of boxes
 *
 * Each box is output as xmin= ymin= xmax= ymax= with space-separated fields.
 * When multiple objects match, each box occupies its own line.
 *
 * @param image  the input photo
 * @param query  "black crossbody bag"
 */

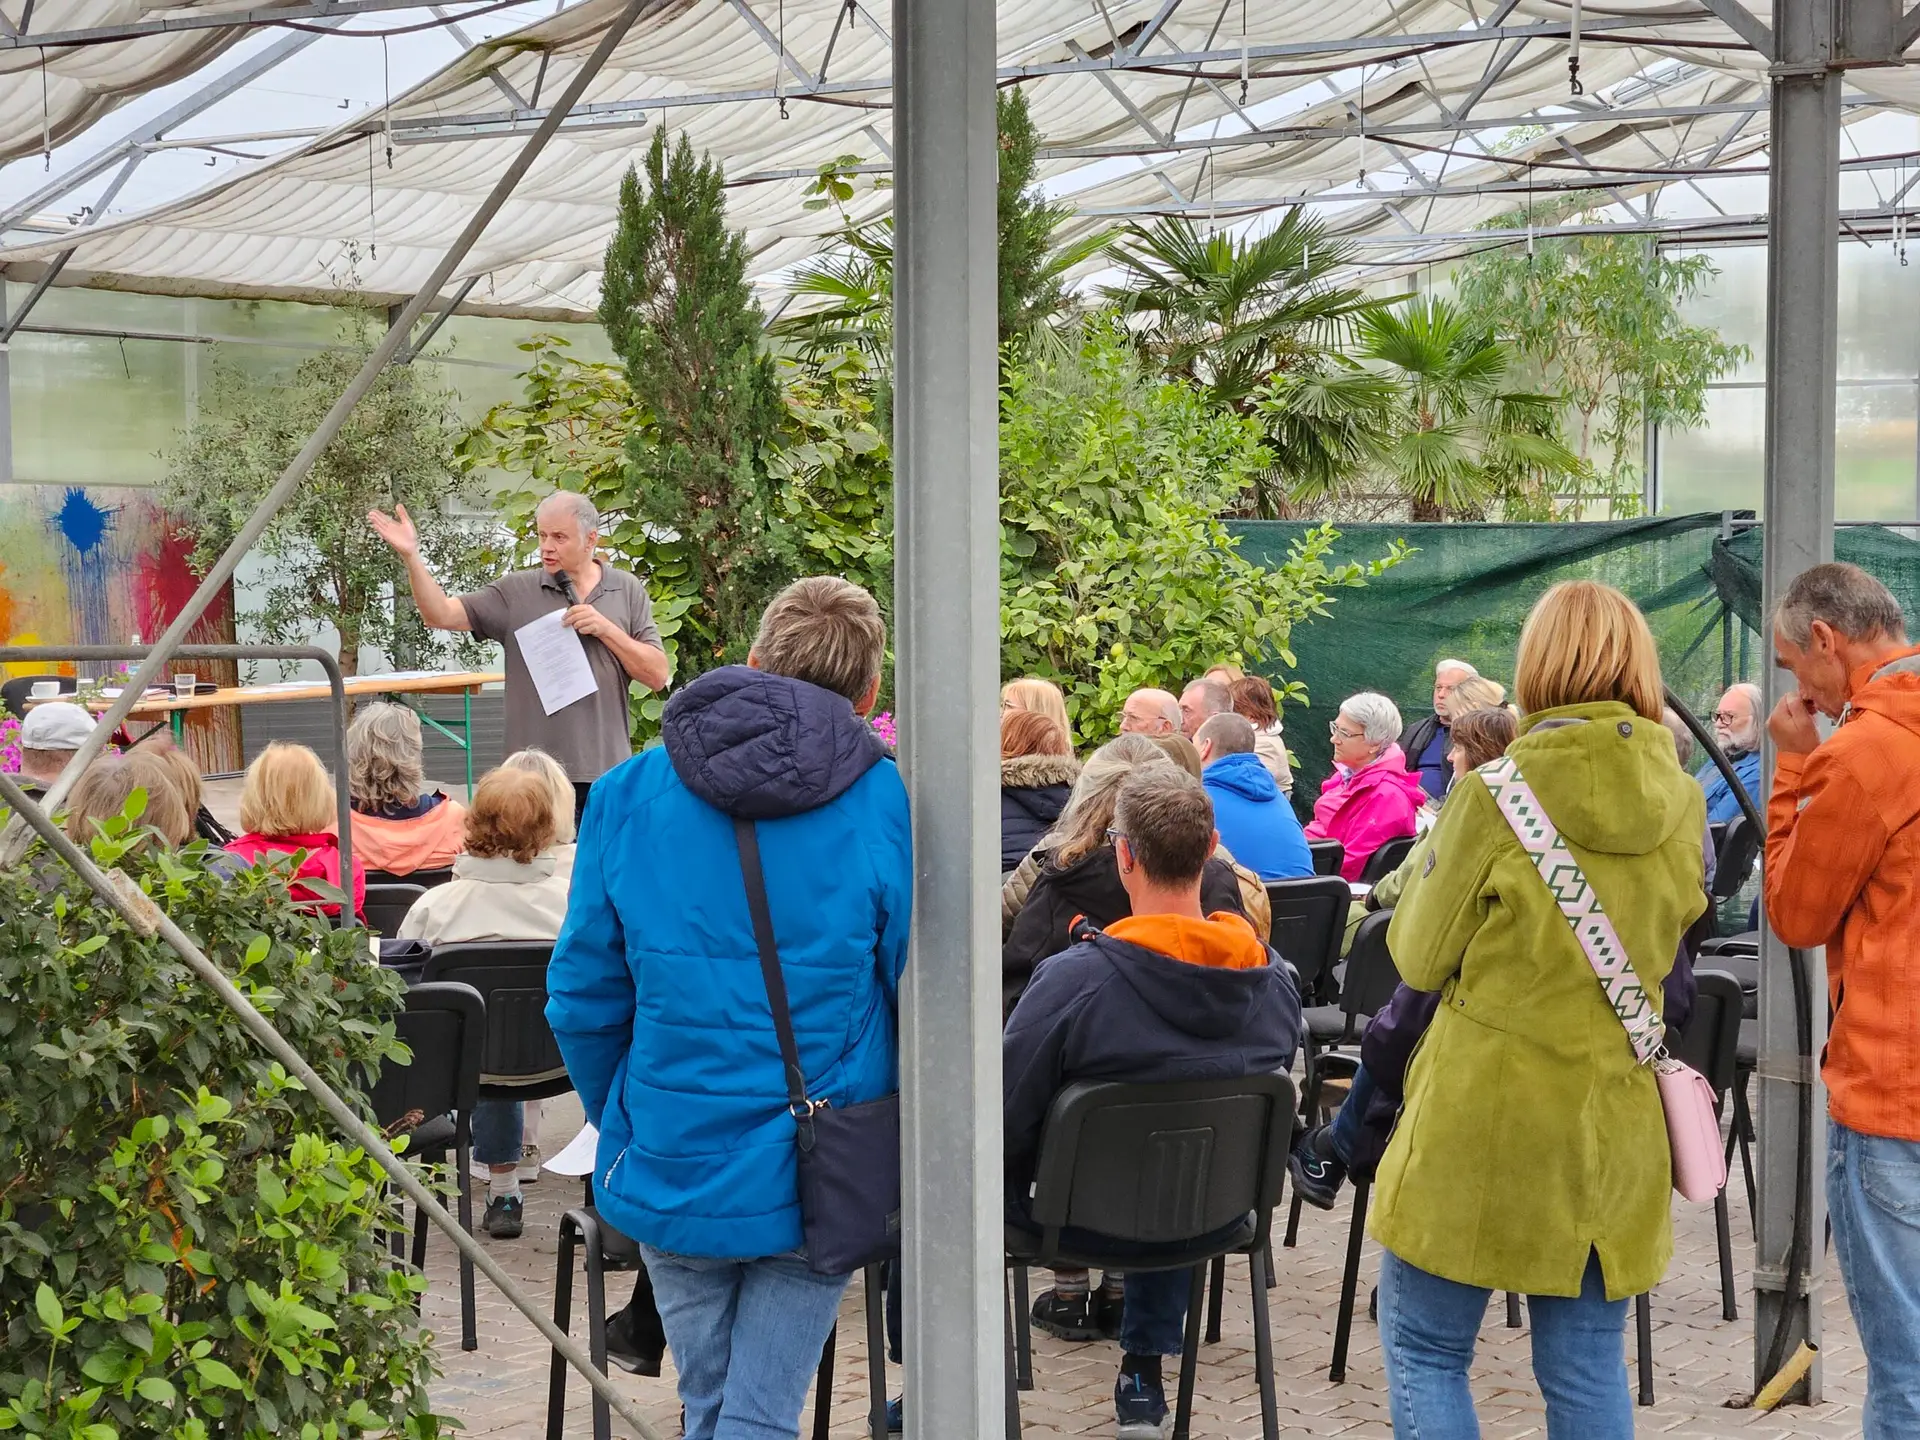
xmin=734 ymin=817 xmax=902 ymax=1276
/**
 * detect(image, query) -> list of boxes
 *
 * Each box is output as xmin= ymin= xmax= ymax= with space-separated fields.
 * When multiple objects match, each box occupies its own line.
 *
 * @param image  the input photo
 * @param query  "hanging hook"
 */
xmin=382 ymin=35 xmax=394 ymax=168
xmin=1239 ymin=0 xmax=1249 ymax=107
xmin=1568 ymin=0 xmax=1583 ymax=95
xmin=39 ymin=47 xmax=51 ymax=170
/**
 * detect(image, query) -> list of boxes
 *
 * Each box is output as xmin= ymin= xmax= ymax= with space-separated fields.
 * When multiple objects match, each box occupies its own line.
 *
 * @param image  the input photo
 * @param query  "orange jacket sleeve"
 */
xmin=1764 ymin=748 xmax=1889 ymax=949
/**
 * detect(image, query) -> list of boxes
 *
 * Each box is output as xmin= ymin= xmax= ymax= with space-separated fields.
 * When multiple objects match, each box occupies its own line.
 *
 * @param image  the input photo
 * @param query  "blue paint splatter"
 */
xmin=54 ymin=488 xmax=112 ymax=554
xmin=51 ymin=488 xmax=119 ymax=648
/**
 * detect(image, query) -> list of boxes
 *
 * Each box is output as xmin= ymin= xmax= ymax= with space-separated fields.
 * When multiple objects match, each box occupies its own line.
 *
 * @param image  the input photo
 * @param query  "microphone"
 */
xmin=555 ymin=569 xmax=582 ymax=606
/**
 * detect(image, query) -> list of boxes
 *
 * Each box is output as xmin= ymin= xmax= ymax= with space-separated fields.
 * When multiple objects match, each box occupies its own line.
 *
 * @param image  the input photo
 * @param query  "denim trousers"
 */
xmin=1827 ymin=1118 xmax=1920 ymax=1439
xmin=1328 ymin=1065 xmax=1378 ymax=1166
xmin=1379 ymin=1247 xmax=1631 ymax=1440
xmin=639 ymin=1244 xmax=851 ymax=1440
xmin=470 ymin=1099 xmax=522 ymax=1166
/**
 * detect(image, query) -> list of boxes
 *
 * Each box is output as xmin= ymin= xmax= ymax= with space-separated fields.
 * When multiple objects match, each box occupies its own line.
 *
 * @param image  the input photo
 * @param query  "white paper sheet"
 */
xmin=513 ymin=609 xmax=598 ymax=715
xmin=545 ymin=1121 xmax=599 ymax=1177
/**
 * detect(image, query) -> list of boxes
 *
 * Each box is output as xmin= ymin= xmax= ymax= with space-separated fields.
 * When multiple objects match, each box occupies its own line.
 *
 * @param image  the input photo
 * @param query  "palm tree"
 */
xmin=1355 ymin=296 xmax=1587 ymax=520
xmin=1248 ymin=363 xmax=1402 ymax=517
xmin=1103 ymin=210 xmax=1378 ymax=408
xmin=770 ymin=220 xmax=894 ymax=372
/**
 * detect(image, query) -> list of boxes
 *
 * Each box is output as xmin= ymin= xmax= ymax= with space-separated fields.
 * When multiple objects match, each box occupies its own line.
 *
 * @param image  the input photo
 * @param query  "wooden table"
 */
xmin=64 ymin=670 xmax=503 ymax=792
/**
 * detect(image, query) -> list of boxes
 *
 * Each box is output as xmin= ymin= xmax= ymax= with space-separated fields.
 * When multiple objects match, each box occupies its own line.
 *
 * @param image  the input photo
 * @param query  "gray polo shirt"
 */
xmin=460 ymin=564 xmax=662 ymax=782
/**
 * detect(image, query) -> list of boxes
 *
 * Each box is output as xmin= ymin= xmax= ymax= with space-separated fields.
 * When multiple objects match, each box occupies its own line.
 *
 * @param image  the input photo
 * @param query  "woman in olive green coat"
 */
xmin=1373 ymin=581 xmax=1706 ymax=1439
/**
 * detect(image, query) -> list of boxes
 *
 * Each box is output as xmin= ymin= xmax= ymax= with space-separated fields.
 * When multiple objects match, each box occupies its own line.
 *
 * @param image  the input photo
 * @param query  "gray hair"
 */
xmin=1113 ymin=766 xmax=1215 ymax=885
xmin=1181 ymin=678 xmax=1231 ymax=716
xmin=1340 ymin=691 xmax=1403 ymax=747
xmin=1661 ymin=707 xmax=1694 ymax=770
xmin=537 ymin=490 xmax=601 ymax=537
xmin=1043 ymin=733 xmax=1175 ymax=866
xmin=753 ymin=576 xmax=886 ymax=703
xmin=347 ymin=701 xmax=425 ymax=811
xmin=1195 ymin=711 xmax=1255 ymax=756
xmin=1774 ymin=562 xmax=1906 ymax=646
xmin=501 ymin=747 xmax=576 ymax=846
xmin=1436 ymin=658 xmax=1478 ymax=680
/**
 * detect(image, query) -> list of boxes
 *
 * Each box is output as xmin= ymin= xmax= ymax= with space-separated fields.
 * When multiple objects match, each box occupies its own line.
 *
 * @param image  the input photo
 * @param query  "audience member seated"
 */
xmin=61 ymin=752 xmax=194 ymax=851
xmin=1004 ymin=766 xmax=1303 ymax=1440
xmin=1699 ymin=682 xmax=1763 ymax=823
xmin=501 ymin=747 xmax=579 ymax=880
xmin=1397 ymin=658 xmax=1479 ymax=802
xmin=1305 ymin=693 xmax=1426 ymax=882
xmin=18 ymin=701 xmax=96 ymax=798
xmin=1000 ymin=710 xmax=1080 ymax=872
xmin=1662 ymin=707 xmax=1694 ymax=771
xmin=1445 ymin=674 xmax=1507 ymax=723
xmin=398 ymin=766 xmax=571 ymax=1241
xmin=1203 ymin=662 xmax=1245 ymax=687
xmin=1117 ymin=687 xmax=1180 ymax=736
xmin=223 ymin=742 xmax=366 ymax=923
xmin=1143 ymin=734 xmax=1274 ymax=940
xmin=1229 ymin=675 xmax=1293 ymax=795
xmin=142 ymin=739 xmax=238 ymax=850
xmin=347 ymin=702 xmax=466 ymax=876
xmin=1195 ymin=713 xmax=1312 ymax=882
xmin=1001 ymin=676 xmax=1073 ymax=746
xmin=1177 ymin=677 xmax=1230 ymax=739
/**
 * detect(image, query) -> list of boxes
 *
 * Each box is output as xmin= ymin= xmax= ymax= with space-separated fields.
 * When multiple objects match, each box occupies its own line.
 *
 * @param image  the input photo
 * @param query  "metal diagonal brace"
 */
xmin=0 ymin=0 xmax=653 ymax=864
xmin=0 ymin=772 xmax=664 ymax=1440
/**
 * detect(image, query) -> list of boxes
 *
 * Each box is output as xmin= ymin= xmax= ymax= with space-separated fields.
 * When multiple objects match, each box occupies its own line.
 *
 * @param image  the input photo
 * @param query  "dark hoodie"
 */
xmin=1000 ymin=753 xmax=1081 ymax=871
xmin=1003 ymin=910 xmax=1303 ymax=1196
xmin=546 ymin=665 xmax=913 ymax=1259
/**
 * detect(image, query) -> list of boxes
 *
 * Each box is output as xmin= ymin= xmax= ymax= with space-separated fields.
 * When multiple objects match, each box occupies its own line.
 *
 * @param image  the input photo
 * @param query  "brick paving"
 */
xmin=420 ymin=1094 xmax=1864 ymax=1439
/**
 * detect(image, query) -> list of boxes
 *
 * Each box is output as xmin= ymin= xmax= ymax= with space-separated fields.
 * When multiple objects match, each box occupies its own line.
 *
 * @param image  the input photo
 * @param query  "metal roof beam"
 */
xmin=1696 ymin=0 xmax=1773 ymax=54
xmin=1124 ymin=0 xmax=1186 ymax=59
xmin=0 ymin=0 xmax=488 ymax=51
xmin=727 ymin=0 xmax=817 ymax=88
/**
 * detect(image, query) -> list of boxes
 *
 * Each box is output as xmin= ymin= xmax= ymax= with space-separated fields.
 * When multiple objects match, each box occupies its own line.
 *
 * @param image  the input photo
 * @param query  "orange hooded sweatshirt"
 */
xmin=1765 ymin=645 xmax=1920 ymax=1142
xmin=1104 ymin=910 xmax=1267 ymax=970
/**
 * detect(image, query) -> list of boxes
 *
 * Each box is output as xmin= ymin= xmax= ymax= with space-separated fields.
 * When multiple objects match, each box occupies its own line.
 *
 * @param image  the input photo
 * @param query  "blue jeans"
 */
xmin=639 ymin=1244 xmax=851 ymax=1440
xmin=471 ymin=1099 xmax=522 ymax=1166
xmin=1828 ymin=1119 xmax=1920 ymax=1439
xmin=1328 ymin=1065 xmax=1377 ymax=1166
xmin=1120 ymin=1269 xmax=1193 ymax=1356
xmin=1379 ymin=1248 xmax=1630 ymax=1440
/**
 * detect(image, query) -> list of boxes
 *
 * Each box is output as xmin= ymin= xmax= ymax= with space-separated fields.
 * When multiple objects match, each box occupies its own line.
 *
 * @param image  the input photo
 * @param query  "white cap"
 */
xmin=20 ymin=701 xmax=97 ymax=751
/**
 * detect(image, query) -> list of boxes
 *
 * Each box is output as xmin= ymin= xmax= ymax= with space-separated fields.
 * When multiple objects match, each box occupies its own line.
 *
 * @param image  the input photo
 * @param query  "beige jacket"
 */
xmin=397 ymin=853 xmax=572 ymax=945
xmin=1255 ymin=725 xmax=1294 ymax=796
xmin=1000 ymin=842 xmax=1271 ymax=943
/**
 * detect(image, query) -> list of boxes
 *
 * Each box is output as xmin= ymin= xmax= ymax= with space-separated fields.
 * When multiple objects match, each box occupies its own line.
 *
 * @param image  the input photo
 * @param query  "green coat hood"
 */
xmin=1516 ymin=703 xmax=1694 ymax=857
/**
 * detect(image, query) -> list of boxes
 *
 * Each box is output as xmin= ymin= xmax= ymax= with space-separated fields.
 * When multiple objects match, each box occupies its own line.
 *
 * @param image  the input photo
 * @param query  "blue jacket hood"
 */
xmin=663 ymin=665 xmax=887 ymax=820
xmin=1204 ymin=750 xmax=1280 ymax=803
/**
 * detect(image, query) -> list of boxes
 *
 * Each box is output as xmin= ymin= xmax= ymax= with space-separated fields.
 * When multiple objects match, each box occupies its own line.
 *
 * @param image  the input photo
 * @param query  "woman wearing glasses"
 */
xmin=1304 ymin=692 xmax=1428 ymax=882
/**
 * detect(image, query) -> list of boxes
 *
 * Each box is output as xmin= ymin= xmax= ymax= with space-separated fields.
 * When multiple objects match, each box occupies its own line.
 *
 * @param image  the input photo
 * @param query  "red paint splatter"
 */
xmin=0 ymin=567 xmax=14 ymax=642
xmin=135 ymin=511 xmax=231 ymax=643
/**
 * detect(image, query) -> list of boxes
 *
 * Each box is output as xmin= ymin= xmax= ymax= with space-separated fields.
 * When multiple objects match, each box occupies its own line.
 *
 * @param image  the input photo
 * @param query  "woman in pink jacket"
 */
xmin=1305 ymin=692 xmax=1427 ymax=882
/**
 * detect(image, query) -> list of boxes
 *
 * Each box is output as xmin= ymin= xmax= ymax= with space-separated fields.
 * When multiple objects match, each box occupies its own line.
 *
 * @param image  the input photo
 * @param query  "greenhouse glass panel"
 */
xmin=1658 ymin=385 xmax=1764 ymax=515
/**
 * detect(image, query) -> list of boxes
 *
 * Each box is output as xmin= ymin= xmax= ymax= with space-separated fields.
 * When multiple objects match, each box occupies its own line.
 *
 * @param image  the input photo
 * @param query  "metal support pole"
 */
xmin=893 ymin=0 xmax=1002 ymax=1435
xmin=1755 ymin=0 xmax=1838 ymax=1400
xmin=0 ymin=0 xmax=651 ymax=863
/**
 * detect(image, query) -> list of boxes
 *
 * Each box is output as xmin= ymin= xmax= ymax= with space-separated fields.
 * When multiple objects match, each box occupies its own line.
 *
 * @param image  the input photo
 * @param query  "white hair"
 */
xmin=1435 ymin=658 xmax=1478 ymax=680
xmin=537 ymin=490 xmax=601 ymax=536
xmin=1339 ymin=691 xmax=1404 ymax=747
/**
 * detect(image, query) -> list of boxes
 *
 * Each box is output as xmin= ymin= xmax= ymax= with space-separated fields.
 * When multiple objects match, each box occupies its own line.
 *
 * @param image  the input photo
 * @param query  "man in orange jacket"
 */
xmin=1764 ymin=561 xmax=1920 ymax=1440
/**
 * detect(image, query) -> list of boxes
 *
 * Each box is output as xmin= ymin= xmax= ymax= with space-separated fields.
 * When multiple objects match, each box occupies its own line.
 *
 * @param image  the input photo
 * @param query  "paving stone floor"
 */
xmin=422 ymin=1095 xmax=1864 ymax=1439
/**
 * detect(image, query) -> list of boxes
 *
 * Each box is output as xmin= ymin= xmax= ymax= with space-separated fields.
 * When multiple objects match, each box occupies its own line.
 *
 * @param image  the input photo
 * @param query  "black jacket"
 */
xmin=1002 ymin=845 xmax=1248 ymax=1014
xmin=1000 ymin=754 xmax=1080 ymax=872
xmin=1003 ymin=920 xmax=1303 ymax=1196
xmin=1397 ymin=712 xmax=1450 ymax=799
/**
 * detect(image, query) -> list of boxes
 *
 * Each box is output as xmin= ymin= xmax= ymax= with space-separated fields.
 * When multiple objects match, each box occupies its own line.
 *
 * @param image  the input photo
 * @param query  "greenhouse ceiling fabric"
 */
xmin=0 ymin=0 xmax=1913 ymax=318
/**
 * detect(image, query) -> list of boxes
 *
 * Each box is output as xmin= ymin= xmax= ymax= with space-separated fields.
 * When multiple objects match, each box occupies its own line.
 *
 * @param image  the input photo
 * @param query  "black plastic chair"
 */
xmin=1264 ymin=876 xmax=1354 ymax=1007
xmin=1669 ymin=970 xmax=1747 ymax=1323
xmin=1307 ymin=838 xmax=1345 ymax=877
xmin=2 ymin=673 xmax=76 ymax=718
xmin=1357 ymin=834 xmax=1416 ymax=887
xmin=1710 ymin=817 xmax=1761 ymax=905
xmin=419 ymin=941 xmax=574 ymax=1103
xmin=1005 ymin=1073 xmax=1297 ymax=1440
xmin=365 ymin=981 xmax=484 ymax=1352
xmin=367 ymin=865 xmax=455 ymax=889
xmin=362 ymin=882 xmax=426 ymax=940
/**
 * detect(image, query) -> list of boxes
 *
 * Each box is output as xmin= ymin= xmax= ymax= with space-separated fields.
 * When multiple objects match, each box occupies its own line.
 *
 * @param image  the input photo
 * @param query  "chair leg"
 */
xmin=1715 ymin=1190 xmax=1738 ymax=1323
xmin=1247 ymin=1246 xmax=1279 ymax=1440
xmin=546 ymin=1215 xmax=578 ymax=1440
xmin=812 ymin=1324 xmax=836 ymax=1440
xmin=581 ymin=1215 xmax=612 ymax=1440
xmin=1012 ymin=1265 xmax=1033 ymax=1392
xmin=1635 ymin=1292 xmax=1654 ymax=1407
xmin=1330 ymin=1178 xmax=1369 ymax=1384
xmin=1204 ymin=1254 xmax=1226 ymax=1344
xmin=1282 ymin=1189 xmax=1304 ymax=1249
xmin=457 ymin=1136 xmax=477 ymax=1352
xmin=1172 ymin=1266 xmax=1205 ymax=1440
xmin=1505 ymin=1292 xmax=1522 ymax=1329
xmin=1732 ymin=1078 xmax=1758 ymax=1228
xmin=1003 ymin=1278 xmax=1023 ymax=1440
xmin=865 ymin=1265 xmax=889 ymax=1440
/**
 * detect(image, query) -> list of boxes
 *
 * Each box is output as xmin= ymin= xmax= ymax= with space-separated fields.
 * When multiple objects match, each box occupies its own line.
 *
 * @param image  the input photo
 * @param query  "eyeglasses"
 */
xmin=1711 ymin=710 xmax=1744 ymax=726
xmin=1329 ymin=722 xmax=1367 ymax=740
xmin=1104 ymin=827 xmax=1128 ymax=846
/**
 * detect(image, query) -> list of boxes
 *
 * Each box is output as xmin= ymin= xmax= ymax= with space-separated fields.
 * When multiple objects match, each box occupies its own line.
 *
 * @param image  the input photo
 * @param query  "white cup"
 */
xmin=29 ymin=681 xmax=59 ymax=699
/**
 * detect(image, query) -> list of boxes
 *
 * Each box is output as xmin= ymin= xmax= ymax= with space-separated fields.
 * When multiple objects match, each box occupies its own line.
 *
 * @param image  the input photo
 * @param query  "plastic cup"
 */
xmin=174 ymin=673 xmax=198 ymax=699
xmin=29 ymin=681 xmax=58 ymax=699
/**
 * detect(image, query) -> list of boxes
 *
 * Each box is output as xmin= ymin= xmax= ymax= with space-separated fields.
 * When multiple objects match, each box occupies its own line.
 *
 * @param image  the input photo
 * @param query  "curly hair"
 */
xmin=347 ymin=702 xmax=425 ymax=812
xmin=463 ymin=768 xmax=557 ymax=864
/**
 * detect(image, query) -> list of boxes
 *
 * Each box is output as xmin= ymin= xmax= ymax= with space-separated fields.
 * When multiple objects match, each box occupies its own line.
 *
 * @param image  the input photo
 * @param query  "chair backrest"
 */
xmin=1341 ymin=910 xmax=1402 ymax=1023
xmin=1711 ymin=816 xmax=1761 ymax=902
xmin=1670 ymin=970 xmax=1744 ymax=1100
xmin=367 ymin=866 xmax=455 ymax=889
xmin=1357 ymin=834 xmax=1416 ymax=887
xmin=1027 ymin=1073 xmax=1297 ymax=1250
xmin=367 ymin=981 xmax=485 ymax=1138
xmin=1264 ymin=876 xmax=1353 ymax=1003
xmin=1307 ymin=838 xmax=1345 ymax=877
xmin=3 ymin=674 xmax=77 ymax=719
xmin=419 ymin=940 xmax=569 ymax=1095
xmin=362 ymin=882 xmax=427 ymax=940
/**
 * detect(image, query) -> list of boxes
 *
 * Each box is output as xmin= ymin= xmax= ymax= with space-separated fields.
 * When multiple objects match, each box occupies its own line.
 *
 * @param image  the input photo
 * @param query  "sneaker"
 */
xmin=1093 ymin=1285 xmax=1124 ymax=1342
xmin=603 ymin=1298 xmax=665 ymax=1377
xmin=481 ymin=1193 xmax=524 ymax=1239
xmin=518 ymin=1143 xmax=543 ymax=1184
xmin=1289 ymin=1125 xmax=1348 ymax=1211
xmin=1030 ymin=1287 xmax=1101 ymax=1342
xmin=1114 ymin=1365 xmax=1170 ymax=1440
xmin=885 ymin=1397 xmax=904 ymax=1434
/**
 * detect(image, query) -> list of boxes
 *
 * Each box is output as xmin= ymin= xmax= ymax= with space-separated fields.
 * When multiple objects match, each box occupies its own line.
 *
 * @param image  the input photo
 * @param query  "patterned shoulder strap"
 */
xmin=1476 ymin=754 xmax=1663 ymax=1064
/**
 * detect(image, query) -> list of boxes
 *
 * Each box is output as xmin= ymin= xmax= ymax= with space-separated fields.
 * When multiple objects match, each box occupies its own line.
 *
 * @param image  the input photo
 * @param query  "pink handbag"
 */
xmin=1479 ymin=756 xmax=1729 ymax=1204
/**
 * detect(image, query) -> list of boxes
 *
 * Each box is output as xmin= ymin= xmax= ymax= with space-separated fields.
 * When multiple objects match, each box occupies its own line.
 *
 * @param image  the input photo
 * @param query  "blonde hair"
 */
xmin=1447 ymin=675 xmax=1506 ymax=716
xmin=465 ymin=768 xmax=557 ymax=864
xmin=239 ymin=742 xmax=336 ymax=837
xmin=1043 ymin=733 xmax=1174 ymax=867
xmin=752 ymin=576 xmax=885 ymax=704
xmin=63 ymin=752 xmax=194 ymax=849
xmin=146 ymin=743 xmax=204 ymax=821
xmin=1515 ymin=581 xmax=1665 ymax=722
xmin=1000 ymin=678 xmax=1071 ymax=741
xmin=501 ymin=747 xmax=576 ymax=846
xmin=1204 ymin=663 xmax=1245 ymax=686
xmin=347 ymin=702 xmax=425 ymax=811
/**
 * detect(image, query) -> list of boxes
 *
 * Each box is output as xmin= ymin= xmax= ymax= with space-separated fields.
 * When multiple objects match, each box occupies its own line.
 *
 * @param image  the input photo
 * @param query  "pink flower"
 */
xmin=0 ymin=714 xmax=20 ymax=775
xmin=869 ymin=711 xmax=897 ymax=748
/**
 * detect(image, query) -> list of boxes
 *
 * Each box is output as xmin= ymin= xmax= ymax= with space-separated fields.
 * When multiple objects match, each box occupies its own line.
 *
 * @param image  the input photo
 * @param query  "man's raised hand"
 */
xmin=368 ymin=504 xmax=420 ymax=557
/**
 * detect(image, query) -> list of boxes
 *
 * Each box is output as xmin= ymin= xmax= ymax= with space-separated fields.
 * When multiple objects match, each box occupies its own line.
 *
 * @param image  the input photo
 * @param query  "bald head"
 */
xmin=1120 ymin=688 xmax=1181 ymax=736
xmin=1194 ymin=711 xmax=1256 ymax=766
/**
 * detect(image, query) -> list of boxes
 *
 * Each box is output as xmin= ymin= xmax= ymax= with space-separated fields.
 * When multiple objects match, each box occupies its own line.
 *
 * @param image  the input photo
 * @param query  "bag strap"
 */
xmin=733 ymin=817 xmax=818 ymax=1130
xmin=1476 ymin=755 xmax=1664 ymax=1064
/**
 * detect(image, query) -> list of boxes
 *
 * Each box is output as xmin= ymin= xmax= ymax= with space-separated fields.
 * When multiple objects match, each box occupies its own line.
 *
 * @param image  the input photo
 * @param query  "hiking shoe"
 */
xmin=1030 ymin=1287 xmax=1101 ymax=1342
xmin=481 ymin=1193 xmax=524 ymax=1239
xmin=1094 ymin=1285 xmax=1125 ymax=1342
xmin=1114 ymin=1365 xmax=1170 ymax=1440
xmin=603 ymin=1297 xmax=665 ymax=1377
xmin=1289 ymin=1125 xmax=1348 ymax=1211
xmin=517 ymin=1143 xmax=543 ymax=1184
xmin=885 ymin=1397 xmax=904 ymax=1434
